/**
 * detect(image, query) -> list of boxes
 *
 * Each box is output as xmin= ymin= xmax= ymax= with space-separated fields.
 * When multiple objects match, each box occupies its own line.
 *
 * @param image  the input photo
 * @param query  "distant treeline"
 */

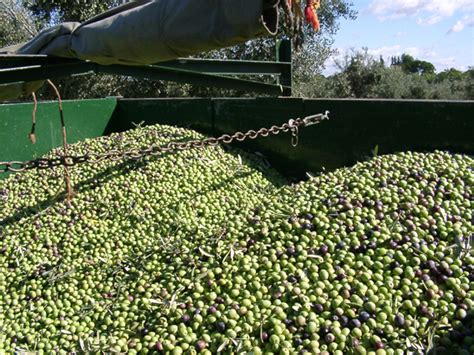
xmin=297 ymin=50 xmax=474 ymax=100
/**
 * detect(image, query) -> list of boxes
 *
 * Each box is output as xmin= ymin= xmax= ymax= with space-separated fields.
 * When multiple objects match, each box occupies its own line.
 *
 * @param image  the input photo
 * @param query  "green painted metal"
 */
xmin=276 ymin=40 xmax=292 ymax=96
xmin=0 ymin=40 xmax=293 ymax=96
xmin=0 ymin=54 xmax=80 ymax=68
xmin=0 ymin=62 xmax=285 ymax=96
xmin=0 ymin=98 xmax=117 ymax=178
xmin=212 ymin=98 xmax=474 ymax=177
xmin=0 ymin=55 xmax=289 ymax=75
xmin=0 ymin=62 xmax=96 ymax=85
xmin=100 ymin=98 xmax=474 ymax=178
xmin=104 ymin=98 xmax=213 ymax=136
xmin=157 ymin=59 xmax=289 ymax=75
xmin=304 ymin=99 xmax=474 ymax=165
xmin=1 ymin=97 xmax=473 ymax=180
xmin=98 ymin=65 xmax=285 ymax=96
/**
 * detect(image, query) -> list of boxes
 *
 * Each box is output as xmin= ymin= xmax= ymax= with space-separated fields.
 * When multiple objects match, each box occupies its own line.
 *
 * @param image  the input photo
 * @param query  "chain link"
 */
xmin=0 ymin=112 xmax=330 ymax=174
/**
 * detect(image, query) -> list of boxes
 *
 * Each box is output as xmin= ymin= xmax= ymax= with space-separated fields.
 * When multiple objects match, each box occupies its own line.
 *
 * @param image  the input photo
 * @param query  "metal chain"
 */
xmin=0 ymin=111 xmax=330 ymax=174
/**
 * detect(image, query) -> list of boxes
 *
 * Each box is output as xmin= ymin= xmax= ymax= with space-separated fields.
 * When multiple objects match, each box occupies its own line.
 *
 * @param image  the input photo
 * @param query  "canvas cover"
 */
xmin=0 ymin=0 xmax=279 ymax=101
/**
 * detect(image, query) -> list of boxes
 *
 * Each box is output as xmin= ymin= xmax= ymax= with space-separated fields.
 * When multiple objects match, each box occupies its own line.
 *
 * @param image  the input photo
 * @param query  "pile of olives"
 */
xmin=0 ymin=123 xmax=472 ymax=354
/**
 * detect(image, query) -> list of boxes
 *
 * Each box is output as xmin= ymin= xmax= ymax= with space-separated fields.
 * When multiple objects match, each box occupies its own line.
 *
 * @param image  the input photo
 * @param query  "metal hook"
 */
xmin=291 ymin=125 xmax=299 ymax=147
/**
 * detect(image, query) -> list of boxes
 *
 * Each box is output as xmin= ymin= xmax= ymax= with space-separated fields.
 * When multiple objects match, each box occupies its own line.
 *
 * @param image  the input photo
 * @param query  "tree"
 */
xmin=465 ymin=68 xmax=474 ymax=100
xmin=435 ymin=68 xmax=464 ymax=83
xmin=0 ymin=0 xmax=38 ymax=47
xmin=301 ymin=49 xmax=472 ymax=100
xmin=391 ymin=54 xmax=435 ymax=75
xmin=327 ymin=48 xmax=386 ymax=98
xmin=24 ymin=0 xmax=127 ymax=23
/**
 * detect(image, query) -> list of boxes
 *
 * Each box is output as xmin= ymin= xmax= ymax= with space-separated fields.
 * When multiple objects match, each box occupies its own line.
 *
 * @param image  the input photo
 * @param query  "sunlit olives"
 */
xmin=0 ymin=123 xmax=472 ymax=353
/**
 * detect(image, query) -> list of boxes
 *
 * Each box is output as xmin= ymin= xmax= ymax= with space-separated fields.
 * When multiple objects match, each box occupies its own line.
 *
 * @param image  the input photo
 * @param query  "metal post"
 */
xmin=276 ymin=39 xmax=292 ymax=97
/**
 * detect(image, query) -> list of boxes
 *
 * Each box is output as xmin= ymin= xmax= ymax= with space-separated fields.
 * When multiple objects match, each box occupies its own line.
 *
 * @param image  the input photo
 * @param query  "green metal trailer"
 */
xmin=2 ymin=38 xmax=472 ymax=178
xmin=1 ymin=97 xmax=473 ymax=179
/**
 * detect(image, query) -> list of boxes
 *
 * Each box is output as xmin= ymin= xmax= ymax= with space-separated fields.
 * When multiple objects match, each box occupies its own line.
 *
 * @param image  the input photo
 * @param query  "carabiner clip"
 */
xmin=302 ymin=111 xmax=330 ymax=127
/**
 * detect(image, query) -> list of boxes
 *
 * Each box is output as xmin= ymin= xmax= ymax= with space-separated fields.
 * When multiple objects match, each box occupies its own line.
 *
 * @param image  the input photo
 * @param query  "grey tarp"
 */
xmin=0 ymin=0 xmax=279 ymax=100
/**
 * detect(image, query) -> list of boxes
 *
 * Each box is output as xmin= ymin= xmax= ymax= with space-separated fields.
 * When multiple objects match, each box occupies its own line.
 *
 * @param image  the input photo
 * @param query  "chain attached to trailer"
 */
xmin=0 ymin=111 xmax=330 ymax=174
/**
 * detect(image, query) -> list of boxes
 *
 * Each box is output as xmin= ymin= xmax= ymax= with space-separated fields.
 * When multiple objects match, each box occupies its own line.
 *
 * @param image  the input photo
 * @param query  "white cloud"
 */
xmin=368 ymin=45 xmax=446 ymax=67
xmin=368 ymin=0 xmax=473 ymax=30
xmin=366 ymin=45 xmax=402 ymax=57
xmin=364 ymin=45 xmax=437 ymax=60
xmin=369 ymin=0 xmax=472 ymax=18
xmin=448 ymin=14 xmax=474 ymax=33
xmin=416 ymin=15 xmax=443 ymax=25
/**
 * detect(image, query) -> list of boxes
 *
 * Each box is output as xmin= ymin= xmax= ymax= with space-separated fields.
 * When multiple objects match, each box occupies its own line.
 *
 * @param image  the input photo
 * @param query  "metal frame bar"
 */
xmin=0 ymin=39 xmax=293 ymax=96
xmin=0 ymin=55 xmax=288 ymax=75
xmin=0 ymin=62 xmax=96 ymax=83
xmin=0 ymin=55 xmax=81 ymax=68
xmin=0 ymin=62 xmax=286 ymax=95
xmin=98 ymin=65 xmax=285 ymax=95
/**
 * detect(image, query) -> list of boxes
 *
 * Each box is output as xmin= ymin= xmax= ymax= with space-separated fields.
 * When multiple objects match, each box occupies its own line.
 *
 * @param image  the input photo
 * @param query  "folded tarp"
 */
xmin=0 ymin=0 xmax=279 ymax=100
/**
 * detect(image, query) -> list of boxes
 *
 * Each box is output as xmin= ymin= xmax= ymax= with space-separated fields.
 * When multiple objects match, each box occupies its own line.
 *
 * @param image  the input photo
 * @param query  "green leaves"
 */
xmin=23 ymin=0 xmax=123 ymax=23
xmin=0 ymin=0 xmax=38 ymax=47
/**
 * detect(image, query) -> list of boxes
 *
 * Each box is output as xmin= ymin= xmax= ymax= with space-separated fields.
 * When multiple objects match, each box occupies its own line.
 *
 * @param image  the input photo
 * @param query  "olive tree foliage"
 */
xmin=24 ymin=0 xmax=127 ymax=23
xmin=306 ymin=49 xmax=474 ymax=100
xmin=0 ymin=0 xmax=39 ymax=47
xmin=391 ymin=54 xmax=435 ymax=76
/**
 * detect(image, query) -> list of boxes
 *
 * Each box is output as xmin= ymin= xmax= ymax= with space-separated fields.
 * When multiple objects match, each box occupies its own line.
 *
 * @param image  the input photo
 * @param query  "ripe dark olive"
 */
xmin=216 ymin=322 xmax=226 ymax=332
xmin=419 ymin=305 xmax=429 ymax=316
xmin=350 ymin=319 xmax=362 ymax=328
xmin=375 ymin=341 xmax=385 ymax=349
xmin=359 ymin=311 xmax=371 ymax=322
xmin=288 ymin=275 xmax=298 ymax=283
xmin=315 ymin=304 xmax=324 ymax=313
xmin=395 ymin=314 xmax=405 ymax=327
xmin=422 ymin=274 xmax=431 ymax=282
xmin=247 ymin=239 xmax=256 ymax=247
xmin=325 ymin=333 xmax=336 ymax=343
xmin=196 ymin=340 xmax=207 ymax=351
xmin=319 ymin=244 xmax=329 ymax=255
xmin=320 ymin=327 xmax=331 ymax=336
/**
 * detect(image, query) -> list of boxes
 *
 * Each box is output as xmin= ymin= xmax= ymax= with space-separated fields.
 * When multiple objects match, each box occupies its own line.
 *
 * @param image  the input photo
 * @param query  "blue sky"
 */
xmin=323 ymin=0 xmax=474 ymax=74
